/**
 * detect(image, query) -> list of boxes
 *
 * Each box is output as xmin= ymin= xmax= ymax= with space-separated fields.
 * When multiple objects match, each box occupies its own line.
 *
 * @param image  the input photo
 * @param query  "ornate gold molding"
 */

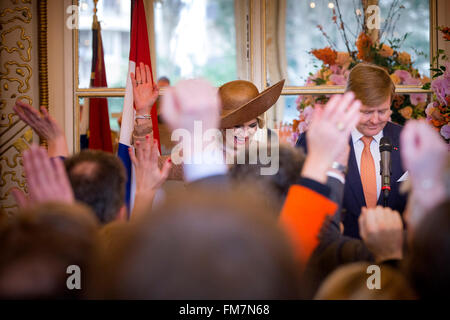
xmin=0 ymin=0 xmax=36 ymax=215
xmin=37 ymin=0 xmax=48 ymax=147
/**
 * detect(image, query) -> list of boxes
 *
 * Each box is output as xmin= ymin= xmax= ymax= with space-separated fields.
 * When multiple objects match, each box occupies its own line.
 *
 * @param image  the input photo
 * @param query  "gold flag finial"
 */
xmin=92 ymin=0 xmax=99 ymax=27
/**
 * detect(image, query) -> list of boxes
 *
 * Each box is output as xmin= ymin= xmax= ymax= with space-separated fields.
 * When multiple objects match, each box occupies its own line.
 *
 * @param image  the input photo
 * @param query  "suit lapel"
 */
xmin=346 ymin=137 xmax=366 ymax=209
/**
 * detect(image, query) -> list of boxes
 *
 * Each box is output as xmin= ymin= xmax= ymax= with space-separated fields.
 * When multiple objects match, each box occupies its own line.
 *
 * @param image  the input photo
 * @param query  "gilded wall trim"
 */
xmin=0 ymin=0 xmax=38 ymax=215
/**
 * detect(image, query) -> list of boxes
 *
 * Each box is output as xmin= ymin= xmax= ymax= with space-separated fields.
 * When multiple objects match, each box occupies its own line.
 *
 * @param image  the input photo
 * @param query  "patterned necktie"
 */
xmin=360 ymin=136 xmax=377 ymax=208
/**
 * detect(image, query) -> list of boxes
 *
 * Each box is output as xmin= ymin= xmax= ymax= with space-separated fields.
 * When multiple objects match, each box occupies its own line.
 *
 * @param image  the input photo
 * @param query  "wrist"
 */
xmin=301 ymin=156 xmax=329 ymax=184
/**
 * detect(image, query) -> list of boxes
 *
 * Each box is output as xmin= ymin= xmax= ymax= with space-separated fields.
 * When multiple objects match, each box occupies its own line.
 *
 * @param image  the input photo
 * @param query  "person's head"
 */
xmin=98 ymin=186 xmax=301 ymax=299
xmin=346 ymin=63 xmax=394 ymax=137
xmin=405 ymin=200 xmax=450 ymax=299
xmin=219 ymin=80 xmax=284 ymax=152
xmin=315 ymin=262 xmax=416 ymax=300
xmin=0 ymin=202 xmax=98 ymax=299
xmin=157 ymin=76 xmax=170 ymax=88
xmin=229 ymin=143 xmax=305 ymax=211
xmin=64 ymin=150 xmax=126 ymax=224
xmin=223 ymin=118 xmax=263 ymax=151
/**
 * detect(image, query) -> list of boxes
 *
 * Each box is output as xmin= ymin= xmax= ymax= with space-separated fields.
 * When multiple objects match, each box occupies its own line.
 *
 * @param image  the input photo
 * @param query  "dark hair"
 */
xmin=157 ymin=76 xmax=170 ymax=85
xmin=97 ymin=186 xmax=302 ymax=299
xmin=64 ymin=150 xmax=126 ymax=224
xmin=0 ymin=202 xmax=98 ymax=299
xmin=228 ymin=143 xmax=305 ymax=212
xmin=405 ymin=200 xmax=450 ymax=299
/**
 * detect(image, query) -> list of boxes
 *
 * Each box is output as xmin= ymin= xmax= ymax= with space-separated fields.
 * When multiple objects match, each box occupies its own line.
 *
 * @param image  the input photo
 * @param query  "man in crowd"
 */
xmin=297 ymin=63 xmax=408 ymax=238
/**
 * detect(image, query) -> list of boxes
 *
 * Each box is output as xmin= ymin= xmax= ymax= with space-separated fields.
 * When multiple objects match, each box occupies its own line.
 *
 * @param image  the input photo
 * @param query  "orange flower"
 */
xmin=390 ymin=74 xmax=401 ymax=85
xmin=399 ymin=106 xmax=413 ymax=120
xmin=397 ymin=51 xmax=411 ymax=65
xmin=336 ymin=51 xmax=351 ymax=68
xmin=311 ymin=47 xmax=338 ymax=66
xmin=379 ymin=44 xmax=394 ymax=57
xmin=421 ymin=76 xmax=430 ymax=84
xmin=356 ymin=32 xmax=373 ymax=61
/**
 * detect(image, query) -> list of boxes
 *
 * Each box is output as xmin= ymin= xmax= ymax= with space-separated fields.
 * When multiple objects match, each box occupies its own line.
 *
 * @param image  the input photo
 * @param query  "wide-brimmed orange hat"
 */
xmin=219 ymin=79 xmax=285 ymax=128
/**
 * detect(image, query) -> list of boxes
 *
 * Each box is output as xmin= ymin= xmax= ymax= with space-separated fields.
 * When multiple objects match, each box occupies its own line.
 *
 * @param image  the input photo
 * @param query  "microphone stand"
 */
xmin=382 ymin=188 xmax=390 ymax=207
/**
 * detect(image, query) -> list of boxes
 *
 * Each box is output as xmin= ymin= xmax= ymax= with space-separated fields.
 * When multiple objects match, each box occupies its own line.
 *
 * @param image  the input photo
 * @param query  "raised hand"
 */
xmin=161 ymin=78 xmax=221 ymax=134
xmin=128 ymin=135 xmax=172 ymax=218
xmin=400 ymin=120 xmax=448 ymax=230
xmin=359 ymin=206 xmax=404 ymax=263
xmin=130 ymin=62 xmax=159 ymax=115
xmin=302 ymin=92 xmax=361 ymax=183
xmin=13 ymin=100 xmax=68 ymax=157
xmin=14 ymin=145 xmax=74 ymax=207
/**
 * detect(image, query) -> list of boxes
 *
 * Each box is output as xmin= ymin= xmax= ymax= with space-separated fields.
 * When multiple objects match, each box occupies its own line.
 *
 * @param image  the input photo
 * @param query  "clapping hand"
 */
xmin=130 ymin=62 xmax=159 ymax=116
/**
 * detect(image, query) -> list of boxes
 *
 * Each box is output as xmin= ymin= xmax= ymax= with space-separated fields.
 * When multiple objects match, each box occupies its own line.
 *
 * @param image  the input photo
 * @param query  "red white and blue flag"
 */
xmin=118 ymin=0 xmax=160 ymax=213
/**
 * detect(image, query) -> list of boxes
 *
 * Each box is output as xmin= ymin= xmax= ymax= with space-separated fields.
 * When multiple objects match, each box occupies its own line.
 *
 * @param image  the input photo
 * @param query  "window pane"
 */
xmin=154 ymin=0 xmax=238 ymax=86
xmin=78 ymin=96 xmax=123 ymax=153
xmin=78 ymin=0 xmax=131 ymax=88
xmin=266 ymin=0 xmax=430 ymax=87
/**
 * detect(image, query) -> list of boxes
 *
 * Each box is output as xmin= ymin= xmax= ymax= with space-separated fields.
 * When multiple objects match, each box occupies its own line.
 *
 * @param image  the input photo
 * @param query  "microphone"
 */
xmin=379 ymin=137 xmax=392 ymax=206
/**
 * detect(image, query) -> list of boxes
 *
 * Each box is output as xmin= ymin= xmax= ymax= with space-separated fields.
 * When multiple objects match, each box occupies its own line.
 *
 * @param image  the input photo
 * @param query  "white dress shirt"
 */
xmin=351 ymin=128 xmax=383 ymax=200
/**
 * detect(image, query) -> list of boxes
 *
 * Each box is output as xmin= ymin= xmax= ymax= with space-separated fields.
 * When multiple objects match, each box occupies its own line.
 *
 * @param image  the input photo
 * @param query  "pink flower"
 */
xmin=403 ymin=77 xmax=421 ymax=86
xmin=394 ymin=70 xmax=412 ymax=83
xmin=425 ymin=102 xmax=435 ymax=116
xmin=297 ymin=121 xmax=308 ymax=134
xmin=441 ymin=124 xmax=450 ymax=140
xmin=330 ymin=74 xmax=347 ymax=85
xmin=431 ymin=77 xmax=450 ymax=106
xmin=303 ymin=106 xmax=314 ymax=123
xmin=410 ymin=93 xmax=427 ymax=105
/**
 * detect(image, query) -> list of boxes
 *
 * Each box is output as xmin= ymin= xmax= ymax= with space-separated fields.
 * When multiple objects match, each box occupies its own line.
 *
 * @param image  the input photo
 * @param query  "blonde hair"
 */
xmin=346 ymin=63 xmax=395 ymax=107
xmin=315 ymin=262 xmax=416 ymax=300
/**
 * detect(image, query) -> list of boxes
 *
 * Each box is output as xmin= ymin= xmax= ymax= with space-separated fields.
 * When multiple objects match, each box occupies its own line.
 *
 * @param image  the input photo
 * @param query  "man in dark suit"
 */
xmin=297 ymin=63 xmax=408 ymax=239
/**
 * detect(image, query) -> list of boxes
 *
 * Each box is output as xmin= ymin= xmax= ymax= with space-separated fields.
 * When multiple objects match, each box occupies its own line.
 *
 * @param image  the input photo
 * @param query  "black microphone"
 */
xmin=379 ymin=137 xmax=392 ymax=206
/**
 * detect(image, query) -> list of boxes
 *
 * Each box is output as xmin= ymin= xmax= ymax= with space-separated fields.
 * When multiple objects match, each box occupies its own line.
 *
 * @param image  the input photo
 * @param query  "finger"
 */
xmin=140 ymin=62 xmax=147 ymax=84
xmin=145 ymin=64 xmax=152 ymax=85
xmin=128 ymin=147 xmax=138 ymax=167
xmin=158 ymin=158 xmax=172 ymax=185
xmin=130 ymin=72 xmax=138 ymax=90
xmin=23 ymin=147 xmax=40 ymax=202
xmin=135 ymin=65 xmax=142 ymax=84
xmin=52 ymin=157 xmax=74 ymax=202
xmin=36 ymin=147 xmax=58 ymax=197
xmin=322 ymin=94 xmax=343 ymax=120
xmin=341 ymin=99 xmax=362 ymax=134
xmin=330 ymin=92 xmax=356 ymax=121
xmin=150 ymin=138 xmax=159 ymax=165
xmin=135 ymin=141 xmax=144 ymax=164
xmin=144 ymin=135 xmax=153 ymax=162
xmin=11 ymin=187 xmax=29 ymax=208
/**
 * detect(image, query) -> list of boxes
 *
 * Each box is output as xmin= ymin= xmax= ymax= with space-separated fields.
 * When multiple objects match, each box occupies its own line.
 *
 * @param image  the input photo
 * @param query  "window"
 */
xmin=263 ymin=0 xmax=435 ymax=134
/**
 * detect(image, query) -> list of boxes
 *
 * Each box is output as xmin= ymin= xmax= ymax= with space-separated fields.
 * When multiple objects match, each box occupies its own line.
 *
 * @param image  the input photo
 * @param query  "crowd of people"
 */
xmin=1 ymin=62 xmax=449 ymax=299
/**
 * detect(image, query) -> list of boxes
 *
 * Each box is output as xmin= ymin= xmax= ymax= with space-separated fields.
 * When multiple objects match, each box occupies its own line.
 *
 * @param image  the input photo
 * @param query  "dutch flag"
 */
xmin=118 ymin=0 xmax=160 ymax=214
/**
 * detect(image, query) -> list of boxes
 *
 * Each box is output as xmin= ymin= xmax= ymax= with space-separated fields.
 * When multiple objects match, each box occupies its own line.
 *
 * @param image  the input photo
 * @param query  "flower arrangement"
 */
xmin=293 ymin=1 xmax=444 ymax=137
xmin=422 ymin=31 xmax=449 ymax=142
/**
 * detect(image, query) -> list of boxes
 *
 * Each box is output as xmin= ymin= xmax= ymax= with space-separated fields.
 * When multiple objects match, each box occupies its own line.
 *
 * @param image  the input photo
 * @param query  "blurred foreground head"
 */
xmin=406 ymin=200 xmax=450 ymax=299
xmin=97 ymin=186 xmax=301 ymax=299
xmin=0 ymin=202 xmax=98 ymax=299
xmin=315 ymin=262 xmax=416 ymax=300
